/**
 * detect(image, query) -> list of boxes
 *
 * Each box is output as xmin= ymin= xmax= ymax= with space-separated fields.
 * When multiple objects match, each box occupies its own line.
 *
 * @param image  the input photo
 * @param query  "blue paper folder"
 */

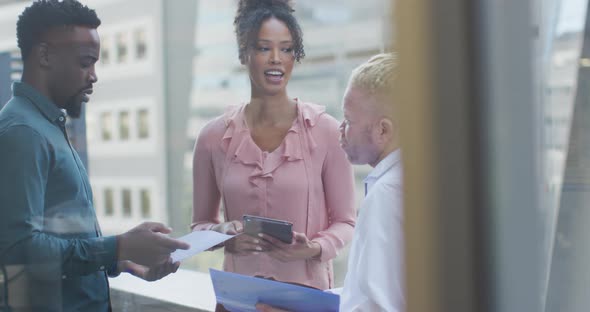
xmin=209 ymin=269 xmax=340 ymax=312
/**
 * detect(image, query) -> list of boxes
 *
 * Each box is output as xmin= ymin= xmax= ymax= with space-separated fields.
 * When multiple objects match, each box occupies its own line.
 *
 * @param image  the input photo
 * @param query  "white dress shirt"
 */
xmin=340 ymin=150 xmax=404 ymax=312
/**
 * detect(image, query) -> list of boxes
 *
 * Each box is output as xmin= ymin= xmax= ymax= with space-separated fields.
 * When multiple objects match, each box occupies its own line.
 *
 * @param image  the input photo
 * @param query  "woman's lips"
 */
xmin=264 ymin=70 xmax=284 ymax=84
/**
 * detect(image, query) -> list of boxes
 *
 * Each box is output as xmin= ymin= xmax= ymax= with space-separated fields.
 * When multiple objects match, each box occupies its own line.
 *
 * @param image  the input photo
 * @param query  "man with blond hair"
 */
xmin=257 ymin=53 xmax=403 ymax=311
xmin=338 ymin=52 xmax=403 ymax=312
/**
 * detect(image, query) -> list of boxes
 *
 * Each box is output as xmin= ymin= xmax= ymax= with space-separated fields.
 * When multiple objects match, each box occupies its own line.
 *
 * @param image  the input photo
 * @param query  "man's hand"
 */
xmin=118 ymin=259 xmax=180 ymax=282
xmin=255 ymin=303 xmax=290 ymax=312
xmin=260 ymin=232 xmax=321 ymax=262
xmin=117 ymin=222 xmax=190 ymax=267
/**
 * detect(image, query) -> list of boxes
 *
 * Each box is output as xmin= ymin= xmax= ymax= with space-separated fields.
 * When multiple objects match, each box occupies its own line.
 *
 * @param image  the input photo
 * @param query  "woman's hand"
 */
xmin=210 ymin=220 xmax=244 ymax=235
xmin=224 ymin=233 xmax=274 ymax=255
xmin=260 ymin=231 xmax=322 ymax=262
xmin=210 ymin=221 xmax=272 ymax=255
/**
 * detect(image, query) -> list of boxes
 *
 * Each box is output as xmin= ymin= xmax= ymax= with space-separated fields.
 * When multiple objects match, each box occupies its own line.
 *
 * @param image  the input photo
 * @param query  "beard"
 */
xmin=63 ymin=94 xmax=84 ymax=118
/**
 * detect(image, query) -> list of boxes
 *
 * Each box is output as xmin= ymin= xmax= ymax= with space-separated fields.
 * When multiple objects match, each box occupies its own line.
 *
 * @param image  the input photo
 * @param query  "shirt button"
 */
xmin=58 ymin=116 xmax=65 ymax=122
xmin=99 ymin=265 xmax=105 ymax=270
xmin=62 ymin=275 xmax=67 ymax=280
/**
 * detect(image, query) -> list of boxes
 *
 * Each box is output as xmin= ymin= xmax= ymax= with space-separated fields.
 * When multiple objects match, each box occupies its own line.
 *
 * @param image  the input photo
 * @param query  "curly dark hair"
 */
xmin=16 ymin=0 xmax=101 ymax=60
xmin=234 ymin=0 xmax=305 ymax=63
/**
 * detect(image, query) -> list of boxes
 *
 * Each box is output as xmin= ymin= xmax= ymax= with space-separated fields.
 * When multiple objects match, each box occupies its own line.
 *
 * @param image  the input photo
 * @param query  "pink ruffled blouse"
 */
xmin=191 ymin=99 xmax=356 ymax=289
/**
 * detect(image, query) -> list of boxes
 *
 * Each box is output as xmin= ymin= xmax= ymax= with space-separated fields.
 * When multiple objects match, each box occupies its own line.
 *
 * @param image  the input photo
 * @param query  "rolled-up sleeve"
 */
xmin=312 ymin=120 xmax=356 ymax=262
xmin=0 ymin=125 xmax=117 ymax=277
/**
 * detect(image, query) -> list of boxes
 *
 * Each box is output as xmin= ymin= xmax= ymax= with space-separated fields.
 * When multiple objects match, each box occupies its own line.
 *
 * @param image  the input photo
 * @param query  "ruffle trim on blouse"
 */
xmin=219 ymin=99 xmax=325 ymax=187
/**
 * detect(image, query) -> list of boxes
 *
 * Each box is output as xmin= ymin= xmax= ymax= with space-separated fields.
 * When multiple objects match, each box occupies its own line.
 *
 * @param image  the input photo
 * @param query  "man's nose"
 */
xmin=89 ymin=67 xmax=98 ymax=84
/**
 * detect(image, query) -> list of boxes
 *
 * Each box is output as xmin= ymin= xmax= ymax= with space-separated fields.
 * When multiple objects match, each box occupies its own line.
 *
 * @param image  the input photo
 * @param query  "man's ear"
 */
xmin=377 ymin=118 xmax=397 ymax=144
xmin=378 ymin=117 xmax=395 ymax=140
xmin=37 ymin=43 xmax=51 ymax=68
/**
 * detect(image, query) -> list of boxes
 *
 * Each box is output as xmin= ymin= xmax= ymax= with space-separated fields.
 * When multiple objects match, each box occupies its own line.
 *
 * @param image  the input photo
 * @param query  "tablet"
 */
xmin=243 ymin=215 xmax=293 ymax=244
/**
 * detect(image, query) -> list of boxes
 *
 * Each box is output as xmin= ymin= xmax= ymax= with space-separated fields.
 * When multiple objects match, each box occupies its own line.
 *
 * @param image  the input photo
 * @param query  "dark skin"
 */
xmin=21 ymin=26 xmax=189 ymax=281
xmin=244 ymin=17 xmax=297 ymax=153
xmin=22 ymin=25 xmax=98 ymax=118
xmin=212 ymin=18 xmax=321 ymax=260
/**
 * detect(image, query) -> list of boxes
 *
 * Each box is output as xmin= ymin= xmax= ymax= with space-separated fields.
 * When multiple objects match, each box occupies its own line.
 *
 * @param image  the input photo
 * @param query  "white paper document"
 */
xmin=171 ymin=230 xmax=235 ymax=262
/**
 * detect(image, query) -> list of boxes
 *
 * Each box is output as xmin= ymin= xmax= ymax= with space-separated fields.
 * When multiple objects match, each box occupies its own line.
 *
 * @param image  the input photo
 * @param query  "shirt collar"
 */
xmin=364 ymin=149 xmax=402 ymax=183
xmin=223 ymin=98 xmax=326 ymax=133
xmin=12 ymin=81 xmax=66 ymax=124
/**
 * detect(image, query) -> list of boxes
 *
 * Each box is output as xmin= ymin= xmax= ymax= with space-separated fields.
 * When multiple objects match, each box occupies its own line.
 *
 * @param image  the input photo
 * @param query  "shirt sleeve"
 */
xmin=191 ymin=122 xmax=222 ymax=231
xmin=354 ymin=183 xmax=405 ymax=312
xmin=311 ymin=118 xmax=356 ymax=262
xmin=0 ymin=125 xmax=117 ymax=278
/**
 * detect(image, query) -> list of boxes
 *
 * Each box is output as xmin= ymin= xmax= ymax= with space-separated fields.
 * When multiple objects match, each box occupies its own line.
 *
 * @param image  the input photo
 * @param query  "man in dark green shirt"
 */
xmin=0 ymin=1 xmax=189 ymax=311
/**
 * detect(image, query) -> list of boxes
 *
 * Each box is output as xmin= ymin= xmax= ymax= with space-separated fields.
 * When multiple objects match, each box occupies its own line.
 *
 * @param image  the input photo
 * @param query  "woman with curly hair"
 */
xmin=191 ymin=0 xmax=355 ymax=290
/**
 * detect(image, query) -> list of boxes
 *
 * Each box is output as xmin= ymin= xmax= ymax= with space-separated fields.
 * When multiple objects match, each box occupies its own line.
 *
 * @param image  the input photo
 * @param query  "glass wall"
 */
xmin=9 ymin=0 xmax=590 ymax=310
xmin=543 ymin=0 xmax=590 ymax=311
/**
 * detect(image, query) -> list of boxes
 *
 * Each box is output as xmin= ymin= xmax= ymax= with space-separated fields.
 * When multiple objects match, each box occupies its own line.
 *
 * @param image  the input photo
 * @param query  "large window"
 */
xmin=184 ymin=0 xmax=391 ymax=284
xmin=4 ymin=0 xmax=590 ymax=311
xmin=0 ymin=0 xmax=390 ymax=310
xmin=542 ymin=1 xmax=590 ymax=311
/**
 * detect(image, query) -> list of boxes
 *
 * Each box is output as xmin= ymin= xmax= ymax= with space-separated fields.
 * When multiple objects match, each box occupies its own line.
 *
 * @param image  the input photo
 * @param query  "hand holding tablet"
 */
xmin=243 ymin=215 xmax=293 ymax=244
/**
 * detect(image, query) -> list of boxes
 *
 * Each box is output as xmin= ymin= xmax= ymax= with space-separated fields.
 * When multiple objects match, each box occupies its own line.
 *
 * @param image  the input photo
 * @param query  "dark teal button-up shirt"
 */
xmin=0 ymin=82 xmax=117 ymax=312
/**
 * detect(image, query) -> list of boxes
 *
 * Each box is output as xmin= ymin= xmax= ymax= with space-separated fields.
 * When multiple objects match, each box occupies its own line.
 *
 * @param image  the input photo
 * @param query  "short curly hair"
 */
xmin=349 ymin=53 xmax=398 ymax=118
xmin=17 ymin=0 xmax=101 ymax=60
xmin=234 ymin=0 xmax=305 ymax=63
xmin=349 ymin=53 xmax=398 ymax=97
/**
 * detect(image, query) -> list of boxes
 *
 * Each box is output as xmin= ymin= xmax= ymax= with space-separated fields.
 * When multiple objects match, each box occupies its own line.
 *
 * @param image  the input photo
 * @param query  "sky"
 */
xmin=555 ymin=0 xmax=589 ymax=34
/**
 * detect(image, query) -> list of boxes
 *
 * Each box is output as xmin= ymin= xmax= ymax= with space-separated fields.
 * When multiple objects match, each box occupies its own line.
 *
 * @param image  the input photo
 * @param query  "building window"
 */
xmin=86 ymin=114 xmax=97 ymax=142
xmin=137 ymin=109 xmax=150 ymax=139
xmin=122 ymin=189 xmax=132 ymax=218
xmin=104 ymin=188 xmax=114 ymax=216
xmin=116 ymin=32 xmax=128 ymax=63
xmin=119 ymin=111 xmax=130 ymax=140
xmin=100 ymin=112 xmax=113 ymax=141
xmin=135 ymin=29 xmax=147 ymax=60
xmin=100 ymin=36 xmax=110 ymax=65
xmin=140 ymin=189 xmax=151 ymax=219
